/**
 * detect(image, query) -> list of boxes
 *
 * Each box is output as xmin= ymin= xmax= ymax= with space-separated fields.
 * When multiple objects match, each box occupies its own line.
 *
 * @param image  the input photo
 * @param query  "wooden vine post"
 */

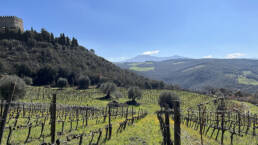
xmin=164 ymin=110 xmax=172 ymax=145
xmin=174 ymin=100 xmax=181 ymax=145
xmin=108 ymin=106 xmax=112 ymax=140
xmin=50 ymin=94 xmax=57 ymax=144
xmin=0 ymin=82 xmax=15 ymax=145
xmin=0 ymin=97 xmax=12 ymax=144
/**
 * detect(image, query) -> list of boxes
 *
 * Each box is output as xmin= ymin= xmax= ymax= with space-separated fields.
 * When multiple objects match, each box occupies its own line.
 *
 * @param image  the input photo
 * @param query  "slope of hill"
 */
xmin=121 ymin=55 xmax=187 ymax=62
xmin=0 ymin=29 xmax=164 ymax=88
xmin=117 ymin=59 xmax=258 ymax=93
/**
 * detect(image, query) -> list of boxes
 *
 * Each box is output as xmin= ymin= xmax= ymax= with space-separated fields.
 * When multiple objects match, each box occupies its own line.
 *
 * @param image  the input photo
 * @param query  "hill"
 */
xmin=121 ymin=54 xmax=186 ymax=62
xmin=0 ymin=28 xmax=165 ymax=89
xmin=117 ymin=59 xmax=258 ymax=93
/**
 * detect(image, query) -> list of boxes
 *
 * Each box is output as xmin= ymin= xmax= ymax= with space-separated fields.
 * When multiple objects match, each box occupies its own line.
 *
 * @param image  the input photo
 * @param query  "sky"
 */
xmin=2 ymin=0 xmax=258 ymax=61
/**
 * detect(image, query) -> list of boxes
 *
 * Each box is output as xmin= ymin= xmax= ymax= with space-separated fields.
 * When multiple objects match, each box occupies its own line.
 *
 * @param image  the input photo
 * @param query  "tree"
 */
xmin=78 ymin=76 xmax=90 ymax=89
xmin=57 ymin=77 xmax=68 ymax=89
xmin=158 ymin=92 xmax=179 ymax=109
xmin=23 ymin=77 xmax=33 ymax=85
xmin=100 ymin=82 xmax=117 ymax=99
xmin=15 ymin=64 xmax=33 ymax=77
xmin=71 ymin=37 xmax=78 ymax=47
xmin=0 ymin=75 xmax=26 ymax=101
xmin=34 ymin=66 xmax=57 ymax=85
xmin=144 ymin=81 xmax=152 ymax=89
xmin=113 ymin=91 xmax=122 ymax=98
xmin=128 ymin=86 xmax=142 ymax=103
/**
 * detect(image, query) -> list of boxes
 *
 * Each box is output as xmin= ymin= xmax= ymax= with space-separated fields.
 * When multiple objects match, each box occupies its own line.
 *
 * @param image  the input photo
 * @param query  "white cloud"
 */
xmin=203 ymin=55 xmax=213 ymax=59
xmin=225 ymin=53 xmax=246 ymax=59
xmin=142 ymin=50 xmax=160 ymax=55
xmin=107 ymin=57 xmax=128 ymax=62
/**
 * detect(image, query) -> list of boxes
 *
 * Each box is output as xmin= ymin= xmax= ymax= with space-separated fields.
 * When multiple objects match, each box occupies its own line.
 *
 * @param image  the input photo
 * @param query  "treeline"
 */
xmin=0 ymin=29 xmax=173 ymax=89
xmin=202 ymin=87 xmax=258 ymax=105
xmin=0 ymin=28 xmax=79 ymax=47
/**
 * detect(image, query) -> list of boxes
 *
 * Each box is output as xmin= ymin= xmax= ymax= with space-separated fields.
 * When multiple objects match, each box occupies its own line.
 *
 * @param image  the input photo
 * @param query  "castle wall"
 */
xmin=0 ymin=16 xmax=24 ymax=32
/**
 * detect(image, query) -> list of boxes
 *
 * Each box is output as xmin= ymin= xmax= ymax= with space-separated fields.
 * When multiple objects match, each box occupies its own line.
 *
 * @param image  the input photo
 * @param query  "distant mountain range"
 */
xmin=117 ymin=59 xmax=258 ymax=93
xmin=122 ymin=55 xmax=187 ymax=62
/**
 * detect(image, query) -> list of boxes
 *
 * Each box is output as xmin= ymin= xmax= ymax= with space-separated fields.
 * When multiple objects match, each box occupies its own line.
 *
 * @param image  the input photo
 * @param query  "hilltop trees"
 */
xmin=128 ymin=86 xmax=142 ymax=105
xmin=100 ymin=82 xmax=117 ymax=99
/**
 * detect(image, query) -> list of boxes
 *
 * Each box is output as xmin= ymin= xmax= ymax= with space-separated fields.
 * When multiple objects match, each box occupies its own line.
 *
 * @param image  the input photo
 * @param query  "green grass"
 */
xmin=238 ymin=76 xmax=258 ymax=85
xmin=2 ymin=86 xmax=258 ymax=145
xmin=129 ymin=66 xmax=154 ymax=71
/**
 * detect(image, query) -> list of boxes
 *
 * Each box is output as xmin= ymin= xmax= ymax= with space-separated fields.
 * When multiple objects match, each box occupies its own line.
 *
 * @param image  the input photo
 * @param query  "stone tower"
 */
xmin=0 ymin=16 xmax=24 ymax=32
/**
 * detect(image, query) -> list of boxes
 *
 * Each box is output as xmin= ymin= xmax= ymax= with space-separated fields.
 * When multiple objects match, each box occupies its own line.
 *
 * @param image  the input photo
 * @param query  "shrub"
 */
xmin=57 ymin=77 xmax=68 ymax=89
xmin=158 ymin=92 xmax=179 ymax=109
xmin=23 ymin=77 xmax=33 ymax=85
xmin=0 ymin=75 xmax=26 ymax=101
xmin=128 ymin=86 xmax=142 ymax=102
xmin=100 ymin=82 xmax=117 ymax=99
xmin=78 ymin=76 xmax=90 ymax=89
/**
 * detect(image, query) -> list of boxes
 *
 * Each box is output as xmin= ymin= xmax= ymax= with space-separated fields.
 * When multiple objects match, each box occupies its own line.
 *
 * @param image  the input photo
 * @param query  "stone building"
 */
xmin=0 ymin=16 xmax=24 ymax=32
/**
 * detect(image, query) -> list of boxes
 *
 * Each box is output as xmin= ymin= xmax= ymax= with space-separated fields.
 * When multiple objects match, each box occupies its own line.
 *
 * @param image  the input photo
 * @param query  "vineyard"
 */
xmin=0 ymin=86 xmax=257 ymax=145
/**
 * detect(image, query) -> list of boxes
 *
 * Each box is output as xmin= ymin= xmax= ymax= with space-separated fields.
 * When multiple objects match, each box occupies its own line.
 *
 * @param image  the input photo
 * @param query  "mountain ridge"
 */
xmin=117 ymin=58 xmax=258 ymax=93
xmin=121 ymin=54 xmax=187 ymax=62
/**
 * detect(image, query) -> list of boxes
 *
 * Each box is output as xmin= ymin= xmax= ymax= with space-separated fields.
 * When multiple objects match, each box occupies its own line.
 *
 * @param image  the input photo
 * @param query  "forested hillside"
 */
xmin=117 ymin=59 xmax=258 ymax=93
xmin=0 ymin=29 xmax=166 ymax=89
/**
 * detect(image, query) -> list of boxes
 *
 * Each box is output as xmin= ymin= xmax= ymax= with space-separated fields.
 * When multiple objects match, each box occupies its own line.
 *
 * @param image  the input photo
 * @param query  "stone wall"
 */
xmin=0 ymin=16 xmax=24 ymax=32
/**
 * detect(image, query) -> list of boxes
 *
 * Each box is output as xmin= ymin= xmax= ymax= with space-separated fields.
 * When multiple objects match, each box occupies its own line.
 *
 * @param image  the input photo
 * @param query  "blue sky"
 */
xmin=2 ymin=0 xmax=258 ymax=61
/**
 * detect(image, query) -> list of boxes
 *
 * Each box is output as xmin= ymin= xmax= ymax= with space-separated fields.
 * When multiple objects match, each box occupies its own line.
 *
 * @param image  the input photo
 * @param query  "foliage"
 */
xmin=113 ymin=91 xmax=122 ymax=98
xmin=57 ymin=77 xmax=68 ymax=88
xmin=158 ymin=92 xmax=179 ymax=109
xmin=78 ymin=76 xmax=90 ymax=89
xmin=23 ymin=76 xmax=33 ymax=85
xmin=128 ymin=86 xmax=142 ymax=102
xmin=100 ymin=82 xmax=117 ymax=98
xmin=33 ymin=66 xmax=57 ymax=85
xmin=0 ymin=75 xmax=26 ymax=101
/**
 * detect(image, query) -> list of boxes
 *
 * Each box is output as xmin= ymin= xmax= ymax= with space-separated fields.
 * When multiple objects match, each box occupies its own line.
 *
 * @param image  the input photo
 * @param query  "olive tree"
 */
xmin=0 ymin=75 xmax=26 ymax=101
xmin=158 ymin=92 xmax=179 ymax=109
xmin=128 ymin=86 xmax=142 ymax=103
xmin=0 ymin=75 xmax=26 ymax=143
xmin=100 ymin=82 xmax=117 ymax=99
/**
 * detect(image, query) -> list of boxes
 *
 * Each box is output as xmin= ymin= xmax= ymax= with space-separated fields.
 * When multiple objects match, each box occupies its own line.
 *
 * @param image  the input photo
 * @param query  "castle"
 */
xmin=0 ymin=16 xmax=24 ymax=32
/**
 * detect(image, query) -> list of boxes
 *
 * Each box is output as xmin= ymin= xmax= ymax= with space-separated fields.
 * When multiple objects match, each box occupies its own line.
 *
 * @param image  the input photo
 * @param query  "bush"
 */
xmin=0 ymin=75 xmax=26 ymax=101
xmin=128 ymin=86 xmax=142 ymax=102
xmin=57 ymin=77 xmax=68 ymax=89
xmin=23 ymin=77 xmax=33 ymax=85
xmin=158 ymin=92 xmax=179 ymax=109
xmin=100 ymin=82 xmax=117 ymax=99
xmin=78 ymin=76 xmax=90 ymax=89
